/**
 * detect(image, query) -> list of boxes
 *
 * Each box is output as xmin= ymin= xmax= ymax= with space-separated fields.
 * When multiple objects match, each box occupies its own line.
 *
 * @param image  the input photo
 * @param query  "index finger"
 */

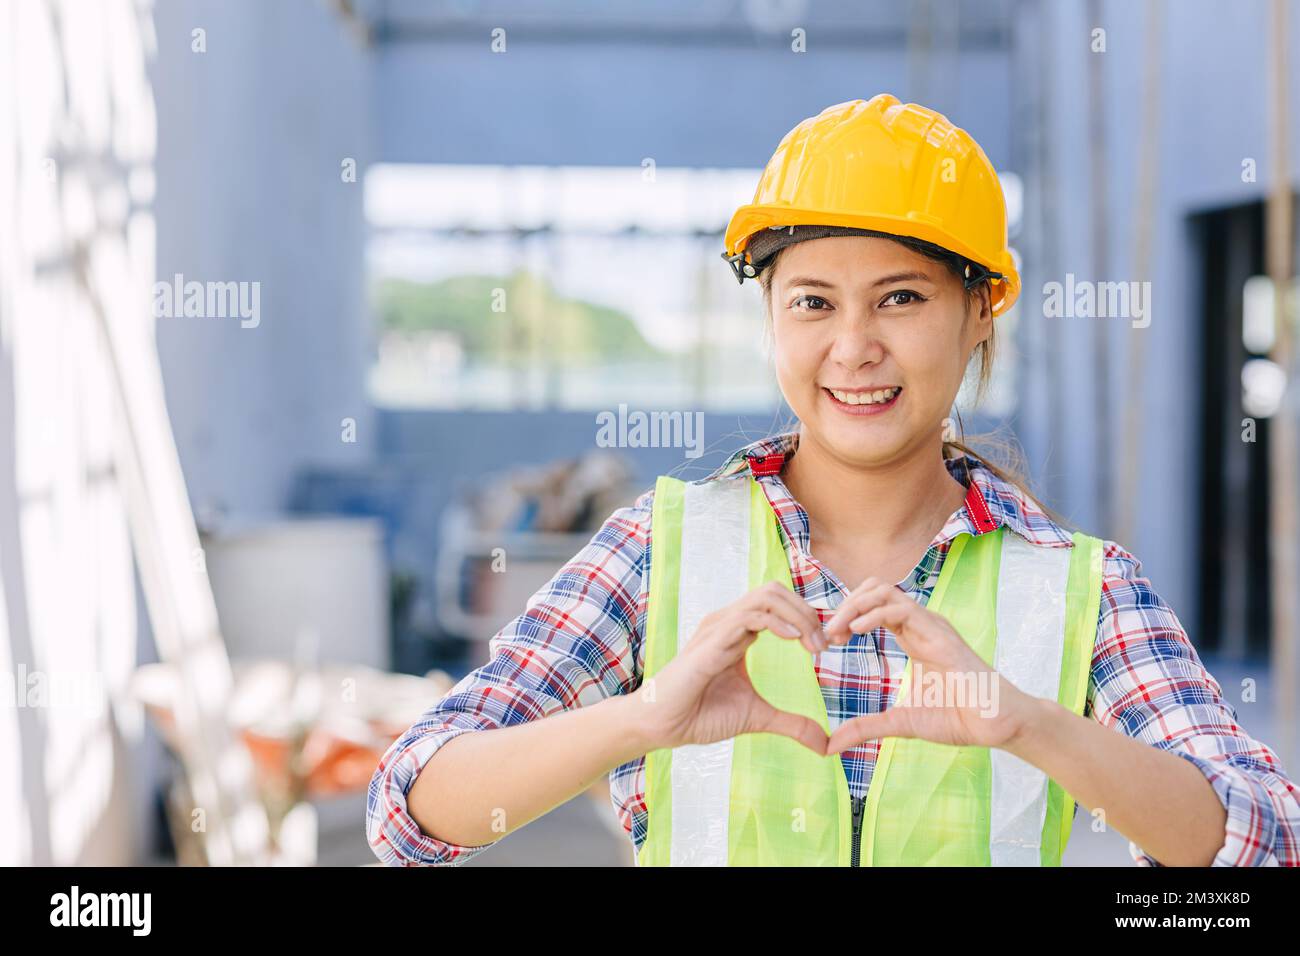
xmin=748 ymin=581 xmax=826 ymax=654
xmin=825 ymin=578 xmax=902 ymax=645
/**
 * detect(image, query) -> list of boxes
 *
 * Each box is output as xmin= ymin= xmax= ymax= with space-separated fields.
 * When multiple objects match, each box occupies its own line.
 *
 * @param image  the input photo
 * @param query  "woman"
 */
xmin=368 ymin=95 xmax=1299 ymax=866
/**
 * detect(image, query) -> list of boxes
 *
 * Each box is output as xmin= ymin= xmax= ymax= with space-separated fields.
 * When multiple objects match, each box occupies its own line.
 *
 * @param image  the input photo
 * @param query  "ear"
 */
xmin=967 ymin=283 xmax=994 ymax=347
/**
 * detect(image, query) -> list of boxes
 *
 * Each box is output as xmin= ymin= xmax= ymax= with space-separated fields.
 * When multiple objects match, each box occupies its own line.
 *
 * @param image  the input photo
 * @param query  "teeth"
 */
xmin=829 ymin=386 xmax=900 ymax=406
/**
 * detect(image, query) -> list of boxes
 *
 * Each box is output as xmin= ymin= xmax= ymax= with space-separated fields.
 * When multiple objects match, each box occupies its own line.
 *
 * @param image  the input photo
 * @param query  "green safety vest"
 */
xmin=637 ymin=473 xmax=1104 ymax=866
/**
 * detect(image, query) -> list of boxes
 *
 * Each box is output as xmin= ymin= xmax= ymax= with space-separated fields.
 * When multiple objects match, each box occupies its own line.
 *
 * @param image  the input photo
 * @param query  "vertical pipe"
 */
xmin=1039 ymin=0 xmax=1065 ymax=506
xmin=1266 ymin=0 xmax=1297 ymax=770
xmin=1116 ymin=0 xmax=1163 ymax=547
xmin=1011 ymin=0 xmax=1043 ymax=485
xmin=1086 ymin=0 xmax=1112 ymax=535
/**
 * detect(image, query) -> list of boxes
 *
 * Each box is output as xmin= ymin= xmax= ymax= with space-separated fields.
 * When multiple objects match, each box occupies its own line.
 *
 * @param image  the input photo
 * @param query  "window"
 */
xmin=365 ymin=163 xmax=781 ymax=412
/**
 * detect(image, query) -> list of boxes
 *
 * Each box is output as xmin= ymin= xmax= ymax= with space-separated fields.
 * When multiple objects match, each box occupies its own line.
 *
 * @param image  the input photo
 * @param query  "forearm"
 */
xmin=1004 ymin=692 xmax=1227 ymax=866
xmin=408 ymin=690 xmax=654 ymax=847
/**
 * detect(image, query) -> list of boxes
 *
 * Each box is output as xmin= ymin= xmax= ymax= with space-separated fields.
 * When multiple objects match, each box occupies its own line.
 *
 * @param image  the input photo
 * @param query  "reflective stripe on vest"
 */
xmin=637 ymin=473 xmax=1104 ymax=866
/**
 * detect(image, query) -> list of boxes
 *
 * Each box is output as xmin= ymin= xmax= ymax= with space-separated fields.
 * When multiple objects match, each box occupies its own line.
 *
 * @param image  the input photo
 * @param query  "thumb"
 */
xmin=826 ymin=710 xmax=912 ymax=755
xmin=753 ymin=705 xmax=831 ymax=755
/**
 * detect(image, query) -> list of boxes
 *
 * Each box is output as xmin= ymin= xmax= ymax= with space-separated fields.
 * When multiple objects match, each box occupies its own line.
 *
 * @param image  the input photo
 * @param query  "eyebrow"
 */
xmin=783 ymin=270 xmax=938 ymax=290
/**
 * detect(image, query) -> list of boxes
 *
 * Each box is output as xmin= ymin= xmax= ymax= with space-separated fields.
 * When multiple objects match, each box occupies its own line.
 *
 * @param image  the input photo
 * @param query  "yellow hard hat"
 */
xmin=722 ymin=94 xmax=1021 ymax=316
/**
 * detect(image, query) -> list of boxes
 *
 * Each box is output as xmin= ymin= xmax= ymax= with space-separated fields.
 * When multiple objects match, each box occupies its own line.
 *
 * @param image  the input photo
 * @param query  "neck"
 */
xmin=781 ymin=425 xmax=968 ymax=554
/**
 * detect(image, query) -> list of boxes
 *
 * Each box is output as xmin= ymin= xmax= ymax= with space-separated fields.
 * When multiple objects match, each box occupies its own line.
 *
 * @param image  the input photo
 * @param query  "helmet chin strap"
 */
xmin=721 ymin=249 xmax=761 ymax=284
xmin=963 ymin=261 xmax=1005 ymax=288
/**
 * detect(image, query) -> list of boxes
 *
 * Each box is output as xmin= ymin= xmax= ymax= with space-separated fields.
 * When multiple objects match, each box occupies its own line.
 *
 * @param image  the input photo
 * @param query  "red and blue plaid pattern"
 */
xmin=367 ymin=430 xmax=1299 ymax=866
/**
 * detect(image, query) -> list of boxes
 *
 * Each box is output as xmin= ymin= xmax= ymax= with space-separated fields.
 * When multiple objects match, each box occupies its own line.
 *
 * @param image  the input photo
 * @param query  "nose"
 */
xmin=827 ymin=311 xmax=886 ymax=370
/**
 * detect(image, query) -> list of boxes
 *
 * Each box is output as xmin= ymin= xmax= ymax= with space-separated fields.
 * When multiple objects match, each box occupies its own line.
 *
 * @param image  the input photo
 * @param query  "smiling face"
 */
xmin=766 ymin=234 xmax=993 ymax=468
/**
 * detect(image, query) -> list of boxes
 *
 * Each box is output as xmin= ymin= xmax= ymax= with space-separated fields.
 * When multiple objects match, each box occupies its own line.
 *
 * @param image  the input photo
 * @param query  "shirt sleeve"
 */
xmin=366 ymin=488 xmax=653 ymax=866
xmin=1085 ymin=539 xmax=1300 ymax=866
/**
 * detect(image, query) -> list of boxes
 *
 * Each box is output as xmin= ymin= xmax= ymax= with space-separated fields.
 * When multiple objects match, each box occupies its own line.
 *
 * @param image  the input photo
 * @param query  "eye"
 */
xmin=790 ymin=294 xmax=830 ymax=312
xmin=881 ymin=290 xmax=926 ymax=308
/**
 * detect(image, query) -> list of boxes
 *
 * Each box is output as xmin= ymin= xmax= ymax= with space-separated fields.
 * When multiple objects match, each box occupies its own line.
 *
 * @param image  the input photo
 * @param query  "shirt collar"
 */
xmin=702 ymin=429 xmax=1074 ymax=550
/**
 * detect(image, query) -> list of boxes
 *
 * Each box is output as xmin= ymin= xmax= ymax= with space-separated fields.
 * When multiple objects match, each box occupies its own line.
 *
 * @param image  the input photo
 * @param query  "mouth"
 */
xmin=823 ymin=385 xmax=902 ymax=415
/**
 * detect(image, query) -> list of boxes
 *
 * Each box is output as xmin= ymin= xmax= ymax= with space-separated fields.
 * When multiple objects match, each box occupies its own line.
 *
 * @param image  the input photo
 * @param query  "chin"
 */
xmin=821 ymin=423 xmax=909 ymax=464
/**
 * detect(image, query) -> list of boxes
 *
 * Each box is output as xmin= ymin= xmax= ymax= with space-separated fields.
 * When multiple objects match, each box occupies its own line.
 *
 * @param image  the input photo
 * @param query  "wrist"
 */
xmin=1000 ymin=686 xmax=1064 ymax=759
xmin=614 ymin=683 xmax=669 ymax=757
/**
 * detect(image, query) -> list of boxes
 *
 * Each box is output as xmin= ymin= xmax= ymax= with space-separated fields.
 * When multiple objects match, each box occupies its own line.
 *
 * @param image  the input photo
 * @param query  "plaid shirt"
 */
xmin=367 ymin=430 xmax=1300 ymax=866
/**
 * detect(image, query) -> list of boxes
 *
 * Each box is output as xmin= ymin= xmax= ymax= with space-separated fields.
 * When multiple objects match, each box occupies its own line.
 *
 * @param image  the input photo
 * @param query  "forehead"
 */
xmin=772 ymin=235 xmax=945 ymax=285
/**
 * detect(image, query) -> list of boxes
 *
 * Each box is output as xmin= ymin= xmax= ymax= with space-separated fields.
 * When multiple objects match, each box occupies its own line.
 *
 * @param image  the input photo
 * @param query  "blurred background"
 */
xmin=1 ymin=0 xmax=1297 ymax=866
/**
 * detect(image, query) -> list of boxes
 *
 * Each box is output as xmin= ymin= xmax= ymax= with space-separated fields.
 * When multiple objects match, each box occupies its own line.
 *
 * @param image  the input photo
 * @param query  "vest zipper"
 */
xmin=850 ymin=795 xmax=865 ymax=867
